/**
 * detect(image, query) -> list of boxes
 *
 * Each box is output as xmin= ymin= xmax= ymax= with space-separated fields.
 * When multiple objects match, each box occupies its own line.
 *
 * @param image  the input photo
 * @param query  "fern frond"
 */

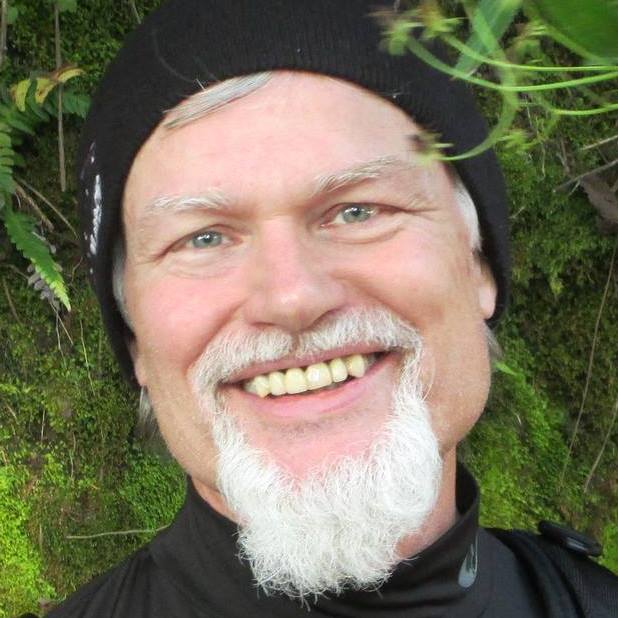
xmin=3 ymin=204 xmax=71 ymax=311
xmin=60 ymin=90 xmax=90 ymax=118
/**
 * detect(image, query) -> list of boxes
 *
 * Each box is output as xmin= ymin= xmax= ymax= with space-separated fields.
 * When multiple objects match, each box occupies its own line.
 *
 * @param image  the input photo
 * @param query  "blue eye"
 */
xmin=190 ymin=230 xmax=223 ymax=248
xmin=334 ymin=204 xmax=376 ymax=224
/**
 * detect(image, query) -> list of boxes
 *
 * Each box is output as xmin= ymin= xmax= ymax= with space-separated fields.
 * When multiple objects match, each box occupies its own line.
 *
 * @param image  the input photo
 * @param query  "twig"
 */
xmin=15 ymin=184 xmax=54 ymax=232
xmin=128 ymin=0 xmax=142 ymax=23
xmin=66 ymin=525 xmax=166 ymax=540
xmin=54 ymin=3 xmax=66 ymax=192
xmin=0 ymin=0 xmax=8 ymax=71
xmin=53 ymin=309 xmax=65 ymax=357
xmin=16 ymin=175 xmax=77 ymax=236
xmin=79 ymin=317 xmax=95 ymax=395
xmin=40 ymin=407 xmax=46 ymax=443
xmin=555 ymin=158 xmax=618 ymax=192
xmin=5 ymin=403 xmax=18 ymax=422
xmin=2 ymin=277 xmax=20 ymax=323
xmin=584 ymin=392 xmax=618 ymax=493
xmin=560 ymin=238 xmax=618 ymax=485
xmin=582 ymin=134 xmax=618 ymax=151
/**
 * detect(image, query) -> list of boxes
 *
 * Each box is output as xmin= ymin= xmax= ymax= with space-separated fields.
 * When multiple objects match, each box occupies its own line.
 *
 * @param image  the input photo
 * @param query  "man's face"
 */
xmin=122 ymin=72 xmax=496 ymax=501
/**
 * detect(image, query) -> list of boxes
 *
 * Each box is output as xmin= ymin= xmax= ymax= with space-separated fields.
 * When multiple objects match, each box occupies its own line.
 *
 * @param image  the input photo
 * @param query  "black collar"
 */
xmin=150 ymin=465 xmax=492 ymax=617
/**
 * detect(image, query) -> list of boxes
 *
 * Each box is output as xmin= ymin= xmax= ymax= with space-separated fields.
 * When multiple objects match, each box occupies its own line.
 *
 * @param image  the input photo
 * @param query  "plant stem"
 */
xmin=15 ymin=184 xmax=54 ymax=231
xmin=0 ymin=0 xmax=7 ymax=71
xmin=555 ymin=158 xmax=618 ymax=191
xmin=584 ymin=392 xmax=618 ymax=493
xmin=128 ymin=0 xmax=141 ymax=23
xmin=404 ymin=36 xmax=618 ymax=93
xmin=54 ymin=3 xmax=66 ymax=192
xmin=549 ymin=103 xmax=618 ymax=117
xmin=560 ymin=239 xmax=617 ymax=486
xmin=444 ymin=33 xmax=616 ymax=73
xmin=582 ymin=134 xmax=618 ymax=151
xmin=2 ymin=276 xmax=20 ymax=323
xmin=67 ymin=526 xmax=167 ymax=540
xmin=16 ymin=175 xmax=77 ymax=236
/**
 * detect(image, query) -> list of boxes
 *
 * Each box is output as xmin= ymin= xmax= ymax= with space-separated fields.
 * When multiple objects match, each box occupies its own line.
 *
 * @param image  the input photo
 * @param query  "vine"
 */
xmin=378 ymin=0 xmax=618 ymax=160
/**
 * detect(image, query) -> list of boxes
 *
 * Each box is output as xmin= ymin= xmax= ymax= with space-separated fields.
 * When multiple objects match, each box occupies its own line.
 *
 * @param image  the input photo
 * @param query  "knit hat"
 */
xmin=77 ymin=0 xmax=510 ymax=383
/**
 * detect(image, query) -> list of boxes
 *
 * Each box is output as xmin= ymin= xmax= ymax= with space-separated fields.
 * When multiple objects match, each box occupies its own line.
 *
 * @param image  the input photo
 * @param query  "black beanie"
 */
xmin=77 ymin=0 xmax=510 ymax=383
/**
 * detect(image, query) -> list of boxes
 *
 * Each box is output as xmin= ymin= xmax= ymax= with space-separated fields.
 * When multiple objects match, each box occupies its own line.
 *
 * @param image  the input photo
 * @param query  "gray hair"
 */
xmin=112 ymin=72 xmax=496 ymax=436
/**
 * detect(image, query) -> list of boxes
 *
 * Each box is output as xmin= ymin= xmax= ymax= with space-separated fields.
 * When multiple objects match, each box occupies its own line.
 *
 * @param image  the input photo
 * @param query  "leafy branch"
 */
xmin=379 ymin=0 xmax=618 ymax=160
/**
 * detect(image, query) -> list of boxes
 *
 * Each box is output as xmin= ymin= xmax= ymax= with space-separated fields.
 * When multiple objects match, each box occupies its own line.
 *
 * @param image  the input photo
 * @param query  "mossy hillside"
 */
xmin=1 ymin=1 xmax=617 ymax=616
xmin=461 ymin=107 xmax=617 ymax=566
xmin=0 ymin=269 xmax=185 ymax=616
xmin=0 ymin=466 xmax=55 ymax=618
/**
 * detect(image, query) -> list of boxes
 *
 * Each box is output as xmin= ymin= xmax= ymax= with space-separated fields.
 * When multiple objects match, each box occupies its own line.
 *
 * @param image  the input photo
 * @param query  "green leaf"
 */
xmin=62 ymin=91 xmax=91 ymax=118
xmin=456 ymin=0 xmax=522 ymax=74
xmin=494 ymin=361 xmax=520 ymax=377
xmin=7 ymin=6 xmax=19 ymax=25
xmin=0 ymin=173 xmax=16 ymax=194
xmin=3 ymin=205 xmax=71 ymax=311
xmin=57 ymin=0 xmax=78 ymax=12
xmin=528 ymin=0 xmax=618 ymax=61
xmin=25 ymin=97 xmax=50 ymax=122
xmin=10 ymin=79 xmax=33 ymax=112
xmin=4 ymin=114 xmax=35 ymax=135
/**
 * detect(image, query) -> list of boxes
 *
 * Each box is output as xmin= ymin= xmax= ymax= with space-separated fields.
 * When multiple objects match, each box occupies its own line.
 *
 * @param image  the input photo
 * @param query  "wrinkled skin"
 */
xmin=122 ymin=72 xmax=497 ymax=556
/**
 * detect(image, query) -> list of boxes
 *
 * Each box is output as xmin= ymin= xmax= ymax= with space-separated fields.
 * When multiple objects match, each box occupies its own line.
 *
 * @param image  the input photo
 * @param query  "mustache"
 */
xmin=190 ymin=307 xmax=423 ymax=397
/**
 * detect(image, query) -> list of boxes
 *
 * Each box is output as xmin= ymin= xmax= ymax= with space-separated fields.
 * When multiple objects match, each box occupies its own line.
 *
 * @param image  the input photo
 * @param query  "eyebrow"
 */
xmin=139 ymin=154 xmax=420 ymax=220
xmin=311 ymin=155 xmax=419 ymax=196
xmin=142 ymin=189 xmax=231 ymax=217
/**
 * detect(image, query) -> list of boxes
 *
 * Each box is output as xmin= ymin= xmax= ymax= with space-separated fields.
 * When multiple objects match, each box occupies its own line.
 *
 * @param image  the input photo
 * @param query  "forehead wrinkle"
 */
xmin=311 ymin=155 xmax=420 ymax=197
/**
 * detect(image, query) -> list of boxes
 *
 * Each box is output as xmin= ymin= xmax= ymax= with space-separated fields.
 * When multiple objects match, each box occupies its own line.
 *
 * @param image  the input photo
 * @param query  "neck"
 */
xmin=395 ymin=449 xmax=459 ymax=559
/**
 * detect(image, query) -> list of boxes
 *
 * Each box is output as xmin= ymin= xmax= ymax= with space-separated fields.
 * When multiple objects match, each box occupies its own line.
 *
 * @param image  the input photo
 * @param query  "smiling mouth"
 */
xmin=241 ymin=352 xmax=384 ymax=398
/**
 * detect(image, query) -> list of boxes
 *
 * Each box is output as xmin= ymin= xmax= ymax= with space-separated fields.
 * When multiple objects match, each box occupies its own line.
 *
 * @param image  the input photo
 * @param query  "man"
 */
xmin=41 ymin=0 xmax=617 ymax=616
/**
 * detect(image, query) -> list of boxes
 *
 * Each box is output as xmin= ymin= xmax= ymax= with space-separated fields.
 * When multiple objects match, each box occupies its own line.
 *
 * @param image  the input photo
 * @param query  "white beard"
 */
xmin=191 ymin=308 xmax=442 ymax=599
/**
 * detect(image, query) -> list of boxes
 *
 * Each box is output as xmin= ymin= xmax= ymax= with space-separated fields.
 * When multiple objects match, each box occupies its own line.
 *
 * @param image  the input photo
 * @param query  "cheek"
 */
xmin=131 ymin=274 xmax=240 ymax=372
xmin=353 ymin=234 xmax=490 ymax=449
xmin=352 ymin=233 xmax=470 ymax=327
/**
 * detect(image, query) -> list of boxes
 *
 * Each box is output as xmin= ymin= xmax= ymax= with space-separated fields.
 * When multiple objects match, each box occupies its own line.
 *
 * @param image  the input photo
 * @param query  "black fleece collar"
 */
xmin=150 ymin=464 xmax=493 ymax=617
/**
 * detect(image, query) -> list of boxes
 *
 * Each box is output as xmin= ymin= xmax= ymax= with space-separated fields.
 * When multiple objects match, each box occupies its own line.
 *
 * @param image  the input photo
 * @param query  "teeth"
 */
xmin=344 ymin=353 xmax=368 ymax=378
xmin=285 ymin=368 xmax=308 ymax=394
xmin=268 ymin=371 xmax=286 ymax=396
xmin=242 ymin=352 xmax=379 ymax=397
xmin=329 ymin=358 xmax=348 ymax=382
xmin=305 ymin=363 xmax=333 ymax=390
xmin=245 ymin=374 xmax=270 ymax=398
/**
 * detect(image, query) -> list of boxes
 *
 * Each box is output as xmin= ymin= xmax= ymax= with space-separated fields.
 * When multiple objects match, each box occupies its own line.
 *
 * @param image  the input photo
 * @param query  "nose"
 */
xmin=241 ymin=223 xmax=346 ymax=333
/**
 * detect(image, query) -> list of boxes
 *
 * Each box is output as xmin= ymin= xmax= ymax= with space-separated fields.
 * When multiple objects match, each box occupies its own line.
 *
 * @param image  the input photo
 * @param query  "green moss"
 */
xmin=0 ymin=466 xmax=55 ymax=618
xmin=118 ymin=449 xmax=185 ymax=530
xmin=602 ymin=510 xmax=618 ymax=574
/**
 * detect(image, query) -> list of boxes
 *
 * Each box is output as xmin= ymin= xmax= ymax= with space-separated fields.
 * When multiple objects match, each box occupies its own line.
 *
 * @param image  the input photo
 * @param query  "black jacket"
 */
xmin=36 ymin=468 xmax=617 ymax=617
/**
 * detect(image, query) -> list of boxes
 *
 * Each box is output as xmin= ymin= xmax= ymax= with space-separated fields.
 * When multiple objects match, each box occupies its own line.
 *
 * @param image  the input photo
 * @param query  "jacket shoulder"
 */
xmin=489 ymin=527 xmax=618 ymax=618
xmin=44 ymin=545 xmax=155 ymax=618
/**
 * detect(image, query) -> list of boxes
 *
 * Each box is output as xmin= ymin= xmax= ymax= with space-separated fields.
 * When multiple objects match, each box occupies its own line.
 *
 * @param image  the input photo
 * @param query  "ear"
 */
xmin=476 ymin=258 xmax=497 ymax=320
xmin=128 ymin=336 xmax=147 ymax=386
